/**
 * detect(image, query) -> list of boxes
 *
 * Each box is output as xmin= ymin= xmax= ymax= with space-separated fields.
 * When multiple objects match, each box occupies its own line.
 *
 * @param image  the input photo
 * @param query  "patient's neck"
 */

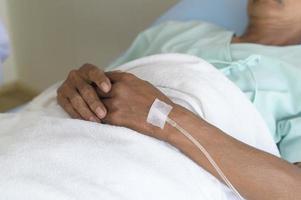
xmin=232 ymin=21 xmax=301 ymax=46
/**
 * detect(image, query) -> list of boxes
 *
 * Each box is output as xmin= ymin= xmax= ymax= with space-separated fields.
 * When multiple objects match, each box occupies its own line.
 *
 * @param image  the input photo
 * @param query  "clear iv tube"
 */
xmin=166 ymin=117 xmax=245 ymax=200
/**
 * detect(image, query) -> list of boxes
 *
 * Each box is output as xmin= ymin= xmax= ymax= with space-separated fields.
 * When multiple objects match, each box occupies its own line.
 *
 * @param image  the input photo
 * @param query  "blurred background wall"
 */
xmin=1 ymin=0 xmax=177 ymax=92
xmin=0 ymin=0 xmax=18 ymax=85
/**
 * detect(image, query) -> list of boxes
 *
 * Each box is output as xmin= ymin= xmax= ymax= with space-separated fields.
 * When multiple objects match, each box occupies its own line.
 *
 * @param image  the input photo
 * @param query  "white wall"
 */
xmin=0 ymin=0 xmax=18 ymax=85
xmin=6 ymin=0 xmax=178 ymax=92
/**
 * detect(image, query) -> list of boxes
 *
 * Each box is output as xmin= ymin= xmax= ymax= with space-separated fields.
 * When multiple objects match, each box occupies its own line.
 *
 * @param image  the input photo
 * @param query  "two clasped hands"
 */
xmin=56 ymin=63 xmax=179 ymax=141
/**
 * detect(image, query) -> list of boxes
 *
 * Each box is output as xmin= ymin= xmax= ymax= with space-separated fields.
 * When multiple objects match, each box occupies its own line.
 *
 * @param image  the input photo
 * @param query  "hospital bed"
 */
xmin=7 ymin=0 xmax=248 ymax=113
xmin=0 ymin=1 xmax=288 ymax=199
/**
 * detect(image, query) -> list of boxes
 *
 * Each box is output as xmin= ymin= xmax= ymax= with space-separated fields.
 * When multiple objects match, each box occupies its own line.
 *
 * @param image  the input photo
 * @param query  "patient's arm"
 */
xmin=97 ymin=72 xmax=301 ymax=200
xmin=165 ymin=106 xmax=301 ymax=200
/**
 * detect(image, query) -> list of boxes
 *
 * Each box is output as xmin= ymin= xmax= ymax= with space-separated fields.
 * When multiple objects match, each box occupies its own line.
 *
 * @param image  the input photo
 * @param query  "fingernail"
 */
xmin=96 ymin=107 xmax=106 ymax=119
xmin=101 ymin=82 xmax=110 ymax=93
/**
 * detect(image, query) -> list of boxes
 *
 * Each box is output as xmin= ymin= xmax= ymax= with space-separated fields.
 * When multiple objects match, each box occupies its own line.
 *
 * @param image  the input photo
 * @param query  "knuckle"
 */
xmin=80 ymin=63 xmax=92 ymax=70
xmin=70 ymin=96 xmax=81 ymax=107
xmin=91 ymin=65 xmax=101 ymax=73
xmin=111 ymin=99 xmax=121 ymax=109
xmin=68 ymin=70 xmax=78 ymax=79
xmin=85 ymin=89 xmax=95 ymax=100
xmin=83 ymin=91 xmax=97 ymax=104
xmin=78 ymin=83 xmax=91 ymax=93
xmin=57 ymin=83 xmax=69 ymax=96
xmin=113 ymin=82 xmax=126 ymax=91
xmin=80 ymin=64 xmax=100 ymax=78
xmin=87 ymin=69 xmax=97 ymax=79
xmin=89 ymin=67 xmax=104 ymax=80
xmin=57 ymin=85 xmax=63 ymax=95
xmin=58 ymin=83 xmax=70 ymax=95
xmin=121 ymin=73 xmax=135 ymax=81
xmin=90 ymin=100 xmax=102 ymax=110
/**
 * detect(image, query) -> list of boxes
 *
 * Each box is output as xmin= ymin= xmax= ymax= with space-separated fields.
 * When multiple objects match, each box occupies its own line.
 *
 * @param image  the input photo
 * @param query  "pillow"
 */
xmin=154 ymin=0 xmax=248 ymax=36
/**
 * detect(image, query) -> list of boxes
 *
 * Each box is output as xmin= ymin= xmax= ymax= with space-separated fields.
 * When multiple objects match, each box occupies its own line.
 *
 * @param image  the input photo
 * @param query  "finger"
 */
xmin=71 ymin=74 xmax=107 ymax=119
xmin=80 ymin=63 xmax=112 ymax=93
xmin=57 ymin=95 xmax=81 ymax=119
xmin=70 ymin=94 xmax=101 ymax=123
xmin=65 ymin=85 xmax=100 ymax=123
xmin=105 ymin=71 xmax=126 ymax=83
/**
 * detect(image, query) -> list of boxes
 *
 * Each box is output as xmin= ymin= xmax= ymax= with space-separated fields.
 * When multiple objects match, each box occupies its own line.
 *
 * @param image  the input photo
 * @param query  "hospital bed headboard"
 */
xmin=155 ymin=0 xmax=249 ymax=36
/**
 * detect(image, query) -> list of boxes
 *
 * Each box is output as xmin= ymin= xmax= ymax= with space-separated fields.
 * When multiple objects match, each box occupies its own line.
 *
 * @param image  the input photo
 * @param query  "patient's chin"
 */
xmin=245 ymin=0 xmax=301 ymax=46
xmin=233 ymin=24 xmax=301 ymax=46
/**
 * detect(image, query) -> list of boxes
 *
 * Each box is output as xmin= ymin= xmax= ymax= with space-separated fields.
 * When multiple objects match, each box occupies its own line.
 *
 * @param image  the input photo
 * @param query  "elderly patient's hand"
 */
xmin=57 ymin=64 xmax=112 ymax=122
xmin=99 ymin=71 xmax=174 ymax=140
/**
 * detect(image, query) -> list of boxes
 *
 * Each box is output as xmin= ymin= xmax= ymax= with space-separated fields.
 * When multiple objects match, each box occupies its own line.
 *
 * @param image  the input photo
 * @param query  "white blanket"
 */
xmin=0 ymin=54 xmax=279 ymax=200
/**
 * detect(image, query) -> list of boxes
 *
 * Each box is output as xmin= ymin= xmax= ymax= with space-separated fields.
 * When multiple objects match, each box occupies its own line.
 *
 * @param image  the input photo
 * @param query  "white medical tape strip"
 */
xmin=147 ymin=99 xmax=173 ymax=129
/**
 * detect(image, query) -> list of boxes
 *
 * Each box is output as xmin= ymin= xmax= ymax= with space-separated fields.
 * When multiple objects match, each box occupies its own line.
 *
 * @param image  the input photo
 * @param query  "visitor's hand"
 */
xmin=57 ymin=64 xmax=111 ymax=122
xmin=98 ymin=71 xmax=175 ymax=141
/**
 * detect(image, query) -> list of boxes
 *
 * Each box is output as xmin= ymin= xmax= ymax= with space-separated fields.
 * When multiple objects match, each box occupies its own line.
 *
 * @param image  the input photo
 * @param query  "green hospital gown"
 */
xmin=109 ymin=21 xmax=301 ymax=163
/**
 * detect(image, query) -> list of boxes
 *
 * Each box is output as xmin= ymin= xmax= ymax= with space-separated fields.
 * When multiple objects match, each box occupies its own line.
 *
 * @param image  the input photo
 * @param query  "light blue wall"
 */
xmin=155 ymin=0 xmax=249 ymax=36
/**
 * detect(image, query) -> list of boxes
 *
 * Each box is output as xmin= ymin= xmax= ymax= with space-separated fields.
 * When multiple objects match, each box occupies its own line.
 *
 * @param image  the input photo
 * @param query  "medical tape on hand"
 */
xmin=147 ymin=99 xmax=244 ymax=200
xmin=147 ymin=99 xmax=173 ymax=129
